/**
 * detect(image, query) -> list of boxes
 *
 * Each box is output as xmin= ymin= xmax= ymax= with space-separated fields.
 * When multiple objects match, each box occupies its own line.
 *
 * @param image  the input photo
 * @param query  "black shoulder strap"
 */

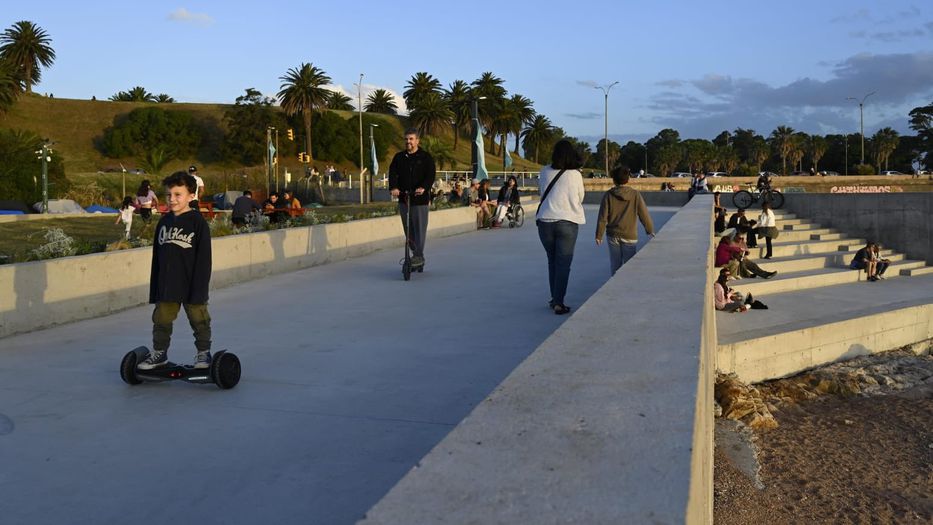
xmin=536 ymin=169 xmax=567 ymax=217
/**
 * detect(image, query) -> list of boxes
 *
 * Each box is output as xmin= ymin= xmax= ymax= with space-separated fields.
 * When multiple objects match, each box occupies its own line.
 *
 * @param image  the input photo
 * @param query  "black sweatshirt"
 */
xmin=388 ymin=148 xmax=436 ymax=206
xmin=149 ymin=209 xmax=212 ymax=304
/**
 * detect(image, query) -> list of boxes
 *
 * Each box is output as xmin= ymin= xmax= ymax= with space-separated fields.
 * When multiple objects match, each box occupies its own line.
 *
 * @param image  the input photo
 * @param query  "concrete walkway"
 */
xmin=0 ymin=206 xmax=675 ymax=525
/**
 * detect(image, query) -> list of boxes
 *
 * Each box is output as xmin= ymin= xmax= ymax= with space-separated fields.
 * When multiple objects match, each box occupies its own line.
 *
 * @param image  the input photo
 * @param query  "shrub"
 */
xmin=0 ymin=129 xmax=69 ymax=204
xmin=29 ymin=228 xmax=77 ymax=260
xmin=854 ymin=164 xmax=875 ymax=175
xmin=98 ymin=106 xmax=202 ymax=159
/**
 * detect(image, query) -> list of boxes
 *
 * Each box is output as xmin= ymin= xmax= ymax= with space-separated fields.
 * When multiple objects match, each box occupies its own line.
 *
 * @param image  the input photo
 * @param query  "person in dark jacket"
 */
xmin=231 ymin=190 xmax=261 ymax=226
xmin=850 ymin=241 xmax=880 ymax=281
xmin=389 ymin=127 xmax=436 ymax=268
xmin=492 ymin=175 xmax=521 ymax=227
xmin=727 ymin=209 xmax=758 ymax=248
xmin=140 ymin=171 xmax=213 ymax=370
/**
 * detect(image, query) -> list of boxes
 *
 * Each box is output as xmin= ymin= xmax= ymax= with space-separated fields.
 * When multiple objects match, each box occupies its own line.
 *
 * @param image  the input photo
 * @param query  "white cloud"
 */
xmin=168 ymin=8 xmax=214 ymax=25
xmin=326 ymin=83 xmax=409 ymax=115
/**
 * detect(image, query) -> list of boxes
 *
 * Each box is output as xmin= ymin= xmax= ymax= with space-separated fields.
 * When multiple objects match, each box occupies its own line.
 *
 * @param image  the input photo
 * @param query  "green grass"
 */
xmin=0 ymin=95 xmax=542 ymax=203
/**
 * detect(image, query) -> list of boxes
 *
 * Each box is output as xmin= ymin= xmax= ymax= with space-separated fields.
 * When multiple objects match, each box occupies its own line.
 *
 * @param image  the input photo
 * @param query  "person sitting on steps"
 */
xmin=850 ymin=241 xmax=882 ymax=282
xmin=714 ymin=268 xmax=767 ymax=312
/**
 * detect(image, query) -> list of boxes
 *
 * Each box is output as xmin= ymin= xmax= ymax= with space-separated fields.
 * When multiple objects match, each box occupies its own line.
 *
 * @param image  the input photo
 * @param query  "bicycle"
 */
xmin=732 ymin=186 xmax=784 ymax=210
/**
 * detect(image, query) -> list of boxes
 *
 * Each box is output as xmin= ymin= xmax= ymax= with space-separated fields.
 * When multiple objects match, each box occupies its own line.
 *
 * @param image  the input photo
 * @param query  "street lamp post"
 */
xmin=846 ymin=91 xmax=876 ymax=166
xmin=357 ymin=73 xmax=365 ymax=203
xmin=643 ymin=143 xmax=648 ymax=175
xmin=844 ymin=134 xmax=849 ymax=176
xmin=594 ymin=82 xmax=619 ymax=177
xmin=35 ymin=142 xmax=52 ymax=213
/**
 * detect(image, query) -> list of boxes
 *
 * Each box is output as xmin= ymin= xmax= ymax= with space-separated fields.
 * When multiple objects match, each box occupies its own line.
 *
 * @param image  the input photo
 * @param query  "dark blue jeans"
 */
xmin=537 ymin=220 xmax=579 ymax=305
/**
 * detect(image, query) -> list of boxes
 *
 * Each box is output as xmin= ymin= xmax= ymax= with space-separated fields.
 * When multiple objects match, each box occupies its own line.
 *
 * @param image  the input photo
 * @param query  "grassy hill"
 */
xmin=0 ymin=95 xmax=541 ymax=203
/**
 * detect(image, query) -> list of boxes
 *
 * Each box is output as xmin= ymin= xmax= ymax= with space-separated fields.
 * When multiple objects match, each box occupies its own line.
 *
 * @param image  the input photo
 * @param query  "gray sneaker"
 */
xmin=193 ymin=351 xmax=212 ymax=369
xmin=137 ymin=349 xmax=168 ymax=370
xmin=411 ymin=255 xmax=425 ymax=267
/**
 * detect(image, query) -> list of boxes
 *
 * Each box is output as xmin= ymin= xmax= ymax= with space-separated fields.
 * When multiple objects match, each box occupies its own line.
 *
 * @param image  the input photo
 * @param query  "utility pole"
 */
xmin=357 ymin=73 xmax=365 ymax=204
xmin=847 ymin=91 xmax=875 ymax=166
xmin=594 ymin=82 xmax=619 ymax=177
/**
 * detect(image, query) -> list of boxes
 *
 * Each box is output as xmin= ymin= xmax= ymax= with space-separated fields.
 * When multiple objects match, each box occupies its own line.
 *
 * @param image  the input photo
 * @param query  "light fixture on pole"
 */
xmin=594 ymin=81 xmax=619 ymax=177
xmin=846 ymin=91 xmax=876 ymax=166
xmin=356 ymin=73 xmax=365 ymax=203
xmin=35 ymin=141 xmax=53 ymax=213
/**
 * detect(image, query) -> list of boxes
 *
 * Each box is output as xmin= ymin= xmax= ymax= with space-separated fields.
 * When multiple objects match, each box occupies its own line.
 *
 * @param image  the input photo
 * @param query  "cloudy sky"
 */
xmin=5 ymin=0 xmax=932 ymax=147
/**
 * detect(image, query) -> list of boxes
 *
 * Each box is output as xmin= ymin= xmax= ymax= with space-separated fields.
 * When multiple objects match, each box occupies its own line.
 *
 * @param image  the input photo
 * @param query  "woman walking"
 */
xmin=134 ymin=180 xmax=158 ymax=224
xmin=536 ymin=140 xmax=585 ymax=315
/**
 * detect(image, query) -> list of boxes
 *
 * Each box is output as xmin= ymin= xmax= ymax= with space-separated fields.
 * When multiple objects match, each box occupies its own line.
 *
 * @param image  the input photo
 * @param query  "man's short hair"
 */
xmin=404 ymin=127 xmax=420 ymax=137
xmin=610 ymin=166 xmax=631 ymax=185
xmin=243 ymin=190 xmax=252 ymax=197
xmin=163 ymin=171 xmax=197 ymax=194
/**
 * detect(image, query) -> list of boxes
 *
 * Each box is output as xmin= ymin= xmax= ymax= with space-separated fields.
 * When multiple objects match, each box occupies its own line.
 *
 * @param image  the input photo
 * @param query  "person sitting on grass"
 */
xmin=850 ymin=241 xmax=881 ymax=281
xmin=263 ymin=192 xmax=286 ymax=224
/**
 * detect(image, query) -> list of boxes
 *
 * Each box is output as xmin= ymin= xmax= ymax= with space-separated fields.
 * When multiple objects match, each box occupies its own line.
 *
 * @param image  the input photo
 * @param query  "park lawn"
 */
xmin=0 ymin=203 xmax=401 ymax=263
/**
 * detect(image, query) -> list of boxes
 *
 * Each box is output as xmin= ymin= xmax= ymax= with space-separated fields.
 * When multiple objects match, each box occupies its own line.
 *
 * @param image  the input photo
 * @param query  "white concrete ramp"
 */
xmin=0 ymin=206 xmax=675 ymax=525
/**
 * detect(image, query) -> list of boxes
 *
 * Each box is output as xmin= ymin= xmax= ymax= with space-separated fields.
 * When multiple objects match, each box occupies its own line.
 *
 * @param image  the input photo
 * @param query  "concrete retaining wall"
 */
xmin=783 ymin=193 xmax=933 ymax=265
xmin=585 ymin=190 xmax=690 ymax=207
xmin=0 ymin=203 xmax=530 ymax=338
xmin=360 ymin=195 xmax=716 ymax=524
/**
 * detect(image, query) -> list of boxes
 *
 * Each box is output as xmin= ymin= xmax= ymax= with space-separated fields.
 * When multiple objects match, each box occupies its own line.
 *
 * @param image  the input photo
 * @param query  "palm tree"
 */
xmin=110 ymin=86 xmax=155 ymax=102
xmin=769 ymin=125 xmax=796 ymax=175
xmin=507 ymin=94 xmax=535 ymax=154
xmin=0 ymin=58 xmax=23 ymax=113
xmin=788 ymin=133 xmax=808 ymax=172
xmin=155 ymin=93 xmax=175 ymax=103
xmin=403 ymin=72 xmax=442 ymax=111
xmin=364 ymin=89 xmax=398 ymax=115
xmin=138 ymin=146 xmax=174 ymax=176
xmin=807 ymin=135 xmax=827 ymax=171
xmin=408 ymin=92 xmax=452 ymax=136
xmin=871 ymin=127 xmax=899 ymax=171
xmin=471 ymin=72 xmax=507 ymax=151
xmin=419 ymin=136 xmax=456 ymax=170
xmin=0 ymin=21 xmax=55 ymax=93
xmin=277 ymin=63 xmax=331 ymax=160
xmin=326 ymin=91 xmax=354 ymax=111
xmin=749 ymin=137 xmax=769 ymax=173
xmin=443 ymin=80 xmax=472 ymax=149
xmin=520 ymin=114 xmax=553 ymax=164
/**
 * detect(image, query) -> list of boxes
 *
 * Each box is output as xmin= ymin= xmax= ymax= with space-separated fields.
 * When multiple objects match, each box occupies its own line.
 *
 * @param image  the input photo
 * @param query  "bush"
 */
xmin=854 ymin=164 xmax=875 ymax=175
xmin=731 ymin=163 xmax=759 ymax=178
xmin=29 ymin=228 xmax=77 ymax=260
xmin=0 ymin=129 xmax=69 ymax=204
xmin=98 ymin=106 xmax=202 ymax=159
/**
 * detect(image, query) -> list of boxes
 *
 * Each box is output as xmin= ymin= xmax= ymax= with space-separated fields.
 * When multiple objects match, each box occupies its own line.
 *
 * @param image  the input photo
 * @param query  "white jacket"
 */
xmin=758 ymin=209 xmax=775 ymax=227
xmin=537 ymin=166 xmax=586 ymax=224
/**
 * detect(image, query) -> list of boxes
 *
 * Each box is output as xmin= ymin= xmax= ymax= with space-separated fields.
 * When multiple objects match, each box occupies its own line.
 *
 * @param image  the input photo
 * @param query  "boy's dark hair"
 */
xmin=551 ymin=139 xmax=583 ymax=170
xmin=404 ymin=127 xmax=420 ymax=137
xmin=163 ymin=171 xmax=197 ymax=194
xmin=611 ymin=166 xmax=631 ymax=185
xmin=243 ymin=190 xmax=252 ymax=197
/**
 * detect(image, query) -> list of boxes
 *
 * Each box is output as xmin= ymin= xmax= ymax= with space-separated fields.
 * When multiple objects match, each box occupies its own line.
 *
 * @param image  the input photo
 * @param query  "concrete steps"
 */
xmin=900 ymin=266 xmax=933 ymax=277
xmin=737 ymin=260 xmax=926 ymax=295
xmin=754 ymin=250 xmax=902 ymax=274
xmin=750 ymin=239 xmax=865 ymax=259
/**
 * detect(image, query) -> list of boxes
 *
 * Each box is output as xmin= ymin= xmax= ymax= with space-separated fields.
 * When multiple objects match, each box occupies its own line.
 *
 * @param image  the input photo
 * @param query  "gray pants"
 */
xmin=399 ymin=203 xmax=429 ymax=258
xmin=607 ymin=238 xmax=637 ymax=276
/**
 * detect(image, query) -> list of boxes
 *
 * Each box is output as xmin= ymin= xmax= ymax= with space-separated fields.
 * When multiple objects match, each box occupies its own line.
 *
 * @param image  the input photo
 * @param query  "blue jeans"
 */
xmin=537 ymin=220 xmax=579 ymax=305
xmin=607 ymin=238 xmax=637 ymax=275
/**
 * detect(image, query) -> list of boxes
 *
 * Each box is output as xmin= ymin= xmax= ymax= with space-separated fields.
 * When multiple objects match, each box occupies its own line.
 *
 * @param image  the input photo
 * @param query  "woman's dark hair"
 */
xmin=136 ymin=180 xmax=151 ymax=197
xmin=717 ymin=268 xmax=730 ymax=287
xmin=550 ymin=139 xmax=582 ymax=170
xmin=507 ymin=175 xmax=517 ymax=186
xmin=121 ymin=196 xmax=134 ymax=209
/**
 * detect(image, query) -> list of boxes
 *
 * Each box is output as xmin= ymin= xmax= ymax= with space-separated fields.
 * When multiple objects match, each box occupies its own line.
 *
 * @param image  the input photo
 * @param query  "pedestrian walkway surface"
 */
xmin=0 ymin=205 xmax=675 ymax=525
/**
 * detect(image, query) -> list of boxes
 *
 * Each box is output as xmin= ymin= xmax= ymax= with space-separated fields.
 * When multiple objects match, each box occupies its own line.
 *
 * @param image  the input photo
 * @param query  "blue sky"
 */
xmin=5 ymin=1 xmax=933 ymax=147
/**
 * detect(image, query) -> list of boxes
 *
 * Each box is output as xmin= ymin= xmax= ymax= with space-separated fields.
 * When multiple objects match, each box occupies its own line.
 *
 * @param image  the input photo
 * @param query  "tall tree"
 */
xmin=222 ymin=88 xmax=285 ymax=165
xmin=871 ymin=127 xmax=899 ymax=171
xmin=277 ymin=62 xmax=331 ymax=161
xmin=807 ymin=135 xmax=828 ymax=171
xmin=788 ymin=132 xmax=808 ymax=172
xmin=403 ymin=72 xmax=442 ymax=111
xmin=769 ymin=125 xmax=796 ymax=175
xmin=443 ymin=80 xmax=472 ymax=150
xmin=521 ymin=114 xmax=553 ymax=164
xmin=506 ymin=94 xmax=535 ymax=155
xmin=325 ymin=91 xmax=354 ymax=111
xmin=749 ymin=137 xmax=769 ymax=173
xmin=595 ymin=138 xmax=622 ymax=172
xmin=471 ymin=72 xmax=507 ymax=151
xmin=408 ymin=92 xmax=452 ymax=136
xmin=908 ymin=102 xmax=932 ymax=169
xmin=364 ymin=88 xmax=398 ymax=115
xmin=0 ymin=58 xmax=23 ymax=113
xmin=654 ymin=144 xmax=682 ymax=177
xmin=0 ymin=21 xmax=55 ymax=93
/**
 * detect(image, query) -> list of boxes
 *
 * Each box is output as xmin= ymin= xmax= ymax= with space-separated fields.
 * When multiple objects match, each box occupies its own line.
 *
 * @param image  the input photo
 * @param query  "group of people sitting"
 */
xmin=713 ymin=196 xmax=778 ymax=313
xmin=231 ymin=189 xmax=302 ymax=226
xmin=452 ymin=177 xmax=521 ymax=229
xmin=714 ymin=194 xmax=778 ymax=259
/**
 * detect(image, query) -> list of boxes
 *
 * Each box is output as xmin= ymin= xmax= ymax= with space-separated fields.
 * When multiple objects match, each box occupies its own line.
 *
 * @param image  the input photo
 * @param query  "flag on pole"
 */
xmin=268 ymin=140 xmax=276 ymax=165
xmin=474 ymin=123 xmax=488 ymax=180
xmin=370 ymin=134 xmax=379 ymax=177
xmin=504 ymin=144 xmax=513 ymax=170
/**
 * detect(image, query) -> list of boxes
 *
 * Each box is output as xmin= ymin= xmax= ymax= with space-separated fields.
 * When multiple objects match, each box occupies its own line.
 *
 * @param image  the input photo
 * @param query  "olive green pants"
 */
xmin=152 ymin=302 xmax=211 ymax=353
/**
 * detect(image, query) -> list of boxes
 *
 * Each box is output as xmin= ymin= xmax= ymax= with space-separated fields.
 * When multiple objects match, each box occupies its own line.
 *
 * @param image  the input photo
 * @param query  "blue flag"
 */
xmin=474 ymin=122 xmax=488 ymax=180
xmin=504 ymin=143 xmax=513 ymax=170
xmin=370 ymin=133 xmax=379 ymax=177
xmin=268 ymin=140 xmax=276 ymax=164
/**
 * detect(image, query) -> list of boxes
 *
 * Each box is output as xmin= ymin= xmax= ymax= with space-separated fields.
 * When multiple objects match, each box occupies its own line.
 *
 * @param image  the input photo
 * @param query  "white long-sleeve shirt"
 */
xmin=537 ymin=166 xmax=586 ymax=224
xmin=758 ymin=209 xmax=776 ymax=228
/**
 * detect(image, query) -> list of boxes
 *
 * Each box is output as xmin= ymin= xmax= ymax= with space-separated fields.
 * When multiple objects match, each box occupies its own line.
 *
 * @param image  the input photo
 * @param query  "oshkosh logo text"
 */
xmin=158 ymin=226 xmax=195 ymax=248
